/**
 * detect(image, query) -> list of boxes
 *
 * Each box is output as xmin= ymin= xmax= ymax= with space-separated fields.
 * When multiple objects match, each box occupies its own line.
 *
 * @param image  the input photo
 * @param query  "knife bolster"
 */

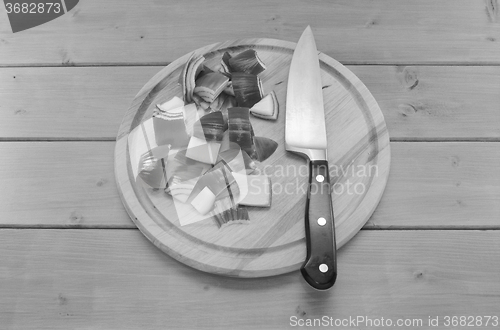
xmin=284 ymin=145 xmax=327 ymax=161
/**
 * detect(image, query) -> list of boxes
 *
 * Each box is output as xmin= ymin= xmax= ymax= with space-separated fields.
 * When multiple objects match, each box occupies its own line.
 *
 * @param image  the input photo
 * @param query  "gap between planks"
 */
xmin=5 ymin=62 xmax=500 ymax=68
xmin=0 ymin=226 xmax=498 ymax=231
xmin=0 ymin=139 xmax=498 ymax=142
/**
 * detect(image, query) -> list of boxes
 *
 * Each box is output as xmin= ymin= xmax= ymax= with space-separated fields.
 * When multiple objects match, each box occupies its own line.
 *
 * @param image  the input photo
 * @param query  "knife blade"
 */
xmin=285 ymin=26 xmax=337 ymax=290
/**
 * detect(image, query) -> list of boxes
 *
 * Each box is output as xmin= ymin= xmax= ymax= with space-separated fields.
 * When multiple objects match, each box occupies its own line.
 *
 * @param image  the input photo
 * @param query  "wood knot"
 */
xmin=365 ymin=19 xmax=377 ymax=27
xmin=398 ymin=104 xmax=417 ymax=116
xmin=69 ymin=211 xmax=84 ymax=223
xmin=402 ymin=66 xmax=419 ymax=90
xmin=486 ymin=0 xmax=498 ymax=22
xmin=58 ymin=293 xmax=68 ymax=305
xmin=96 ymin=178 xmax=108 ymax=187
xmin=295 ymin=305 xmax=307 ymax=317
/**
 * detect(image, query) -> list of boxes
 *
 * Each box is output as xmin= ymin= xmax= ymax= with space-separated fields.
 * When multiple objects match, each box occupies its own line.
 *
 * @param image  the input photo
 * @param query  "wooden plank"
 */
xmin=0 ymin=67 xmax=160 ymax=140
xmin=0 ymin=229 xmax=499 ymax=329
xmin=0 ymin=142 xmax=131 ymax=228
xmin=350 ymin=66 xmax=500 ymax=140
xmin=1 ymin=66 xmax=500 ymax=140
xmin=1 ymin=0 xmax=500 ymax=65
xmin=0 ymin=142 xmax=498 ymax=229
xmin=368 ymin=142 xmax=500 ymax=228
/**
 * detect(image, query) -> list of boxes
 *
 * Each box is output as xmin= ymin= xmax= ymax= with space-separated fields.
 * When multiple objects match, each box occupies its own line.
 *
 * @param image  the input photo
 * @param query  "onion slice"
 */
xmin=250 ymin=90 xmax=279 ymax=120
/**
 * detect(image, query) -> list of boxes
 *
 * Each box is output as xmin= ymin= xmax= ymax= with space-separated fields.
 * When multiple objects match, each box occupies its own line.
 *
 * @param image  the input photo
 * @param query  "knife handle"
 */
xmin=301 ymin=160 xmax=337 ymax=290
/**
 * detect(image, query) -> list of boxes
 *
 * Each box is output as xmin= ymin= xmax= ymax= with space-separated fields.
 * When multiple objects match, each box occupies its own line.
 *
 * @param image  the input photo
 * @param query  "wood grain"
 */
xmin=0 ymin=66 xmax=160 ymax=140
xmin=1 ymin=66 xmax=499 ymax=139
xmin=368 ymin=142 xmax=500 ymax=228
xmin=0 ymin=229 xmax=499 ymax=329
xmin=0 ymin=141 xmax=497 ymax=229
xmin=350 ymin=66 xmax=500 ymax=140
xmin=0 ymin=142 xmax=129 ymax=228
xmin=1 ymin=0 xmax=500 ymax=65
xmin=114 ymin=38 xmax=391 ymax=277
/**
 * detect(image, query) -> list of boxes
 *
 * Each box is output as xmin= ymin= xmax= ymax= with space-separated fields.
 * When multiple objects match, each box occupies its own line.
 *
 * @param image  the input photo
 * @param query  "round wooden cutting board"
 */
xmin=114 ymin=38 xmax=390 ymax=277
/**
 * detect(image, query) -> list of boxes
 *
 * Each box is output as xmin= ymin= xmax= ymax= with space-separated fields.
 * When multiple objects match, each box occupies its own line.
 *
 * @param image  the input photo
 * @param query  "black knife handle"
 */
xmin=300 ymin=160 xmax=337 ymax=290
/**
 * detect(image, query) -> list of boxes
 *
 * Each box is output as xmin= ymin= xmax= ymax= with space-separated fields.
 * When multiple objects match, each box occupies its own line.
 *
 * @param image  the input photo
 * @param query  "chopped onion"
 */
xmin=228 ymin=49 xmax=266 ymax=75
xmin=250 ymin=90 xmax=279 ymax=120
xmin=194 ymin=72 xmax=229 ymax=103
xmin=231 ymin=72 xmax=263 ymax=108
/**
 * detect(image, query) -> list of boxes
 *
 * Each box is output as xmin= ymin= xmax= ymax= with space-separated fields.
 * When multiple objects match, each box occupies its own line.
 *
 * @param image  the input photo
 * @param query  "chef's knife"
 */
xmin=285 ymin=26 xmax=337 ymax=290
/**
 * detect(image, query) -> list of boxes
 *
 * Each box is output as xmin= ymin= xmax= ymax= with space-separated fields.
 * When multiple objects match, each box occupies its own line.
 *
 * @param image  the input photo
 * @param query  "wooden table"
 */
xmin=1 ymin=1 xmax=499 ymax=329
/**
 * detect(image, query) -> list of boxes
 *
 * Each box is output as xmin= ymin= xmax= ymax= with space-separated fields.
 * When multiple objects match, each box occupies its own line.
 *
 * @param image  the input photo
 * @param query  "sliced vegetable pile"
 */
xmin=137 ymin=49 xmax=280 ymax=228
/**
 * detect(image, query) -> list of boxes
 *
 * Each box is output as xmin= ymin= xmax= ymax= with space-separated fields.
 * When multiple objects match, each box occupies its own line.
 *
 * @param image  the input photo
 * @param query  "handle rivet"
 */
xmin=316 ymin=174 xmax=324 ymax=182
xmin=319 ymin=264 xmax=328 ymax=273
xmin=317 ymin=217 xmax=326 ymax=226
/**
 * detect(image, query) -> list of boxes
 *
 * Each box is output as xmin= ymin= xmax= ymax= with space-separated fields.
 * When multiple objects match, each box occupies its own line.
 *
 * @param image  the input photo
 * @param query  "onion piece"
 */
xmin=196 ymin=64 xmax=214 ymax=79
xmin=211 ymin=197 xmax=250 ymax=229
xmin=228 ymin=49 xmax=266 ymax=75
xmin=152 ymin=106 xmax=190 ymax=148
xmin=137 ymin=146 xmax=170 ymax=189
xmin=228 ymin=107 xmax=258 ymax=159
xmin=181 ymin=103 xmax=200 ymax=137
xmin=216 ymin=148 xmax=256 ymax=174
xmin=250 ymin=90 xmax=279 ymax=120
xmin=185 ymin=135 xmax=221 ymax=164
xmin=165 ymin=149 xmax=211 ymax=186
xmin=223 ymin=81 xmax=235 ymax=96
xmin=220 ymin=51 xmax=232 ymax=75
xmin=178 ymin=53 xmax=195 ymax=101
xmin=232 ymin=173 xmax=271 ymax=207
xmin=192 ymin=111 xmax=226 ymax=142
xmin=254 ymin=136 xmax=278 ymax=162
xmin=194 ymin=72 xmax=229 ymax=103
xmin=165 ymin=178 xmax=197 ymax=203
xmin=179 ymin=54 xmax=205 ymax=103
xmin=190 ymin=186 xmax=216 ymax=215
xmin=188 ymin=164 xmax=236 ymax=204
xmin=156 ymin=96 xmax=184 ymax=113
xmin=231 ymin=72 xmax=263 ymax=108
